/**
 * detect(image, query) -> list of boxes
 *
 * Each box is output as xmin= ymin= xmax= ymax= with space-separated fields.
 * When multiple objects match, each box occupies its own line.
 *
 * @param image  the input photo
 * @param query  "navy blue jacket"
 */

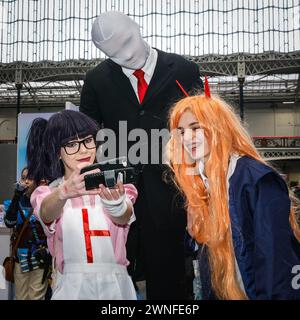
xmin=197 ymin=156 xmax=300 ymax=300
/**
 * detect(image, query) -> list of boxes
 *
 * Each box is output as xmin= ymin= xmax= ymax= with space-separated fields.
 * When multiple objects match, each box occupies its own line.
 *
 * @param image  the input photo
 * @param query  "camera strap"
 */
xmin=11 ymin=209 xmax=34 ymax=258
xmin=30 ymin=221 xmax=40 ymax=244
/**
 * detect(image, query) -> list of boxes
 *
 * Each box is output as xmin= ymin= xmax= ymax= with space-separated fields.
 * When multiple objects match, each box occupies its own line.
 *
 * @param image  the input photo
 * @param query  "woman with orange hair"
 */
xmin=167 ymin=93 xmax=300 ymax=300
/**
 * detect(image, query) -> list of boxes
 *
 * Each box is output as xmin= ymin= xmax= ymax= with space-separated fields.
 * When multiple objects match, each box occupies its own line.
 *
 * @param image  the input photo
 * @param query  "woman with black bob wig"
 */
xmin=27 ymin=110 xmax=138 ymax=300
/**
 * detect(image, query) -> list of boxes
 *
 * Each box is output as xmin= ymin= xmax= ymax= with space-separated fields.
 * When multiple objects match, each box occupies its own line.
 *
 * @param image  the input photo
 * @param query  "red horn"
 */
xmin=176 ymin=80 xmax=189 ymax=97
xmin=204 ymin=75 xmax=211 ymax=98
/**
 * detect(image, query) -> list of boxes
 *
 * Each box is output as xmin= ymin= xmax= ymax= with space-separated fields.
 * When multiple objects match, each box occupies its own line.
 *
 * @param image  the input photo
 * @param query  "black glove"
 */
xmin=4 ymin=185 xmax=24 ymax=228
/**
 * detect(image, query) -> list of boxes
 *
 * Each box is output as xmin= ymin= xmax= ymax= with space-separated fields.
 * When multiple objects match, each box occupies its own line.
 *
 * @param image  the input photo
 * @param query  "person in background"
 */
xmin=4 ymin=167 xmax=49 ymax=300
xmin=167 ymin=92 xmax=300 ymax=299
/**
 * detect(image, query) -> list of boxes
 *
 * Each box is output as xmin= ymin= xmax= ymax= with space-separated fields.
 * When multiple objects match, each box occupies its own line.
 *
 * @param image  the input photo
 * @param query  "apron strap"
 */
xmin=94 ymin=195 xmax=102 ymax=208
xmin=63 ymin=262 xmax=127 ymax=274
xmin=82 ymin=195 xmax=91 ymax=208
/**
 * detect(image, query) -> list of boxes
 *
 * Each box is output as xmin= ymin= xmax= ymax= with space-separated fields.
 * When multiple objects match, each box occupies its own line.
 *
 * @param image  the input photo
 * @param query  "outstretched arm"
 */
xmin=40 ymin=163 xmax=101 ymax=224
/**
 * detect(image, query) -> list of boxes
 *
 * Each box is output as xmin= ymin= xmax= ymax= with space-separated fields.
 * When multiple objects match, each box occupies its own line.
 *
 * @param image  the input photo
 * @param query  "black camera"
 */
xmin=33 ymin=246 xmax=49 ymax=266
xmin=14 ymin=182 xmax=27 ymax=193
xmin=80 ymin=157 xmax=138 ymax=190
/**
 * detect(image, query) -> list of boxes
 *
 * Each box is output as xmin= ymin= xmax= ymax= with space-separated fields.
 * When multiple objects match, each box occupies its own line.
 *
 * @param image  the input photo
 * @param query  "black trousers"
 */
xmin=126 ymin=177 xmax=189 ymax=300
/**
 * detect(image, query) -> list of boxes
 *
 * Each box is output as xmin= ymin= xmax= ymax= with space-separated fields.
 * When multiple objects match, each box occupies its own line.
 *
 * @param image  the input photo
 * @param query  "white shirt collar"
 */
xmin=198 ymin=160 xmax=209 ymax=189
xmin=226 ymin=153 xmax=241 ymax=182
xmin=122 ymin=47 xmax=157 ymax=79
xmin=197 ymin=153 xmax=241 ymax=189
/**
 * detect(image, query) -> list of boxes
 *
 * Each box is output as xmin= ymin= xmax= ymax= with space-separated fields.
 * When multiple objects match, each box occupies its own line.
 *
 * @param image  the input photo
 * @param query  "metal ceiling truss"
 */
xmin=0 ymin=59 xmax=102 ymax=83
xmin=254 ymin=137 xmax=300 ymax=161
xmin=190 ymin=52 xmax=300 ymax=77
xmin=0 ymin=52 xmax=299 ymax=108
xmin=258 ymin=149 xmax=300 ymax=161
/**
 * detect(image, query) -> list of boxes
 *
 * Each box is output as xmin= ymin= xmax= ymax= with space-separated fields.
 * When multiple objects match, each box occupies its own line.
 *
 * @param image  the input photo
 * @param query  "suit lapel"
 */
xmin=107 ymin=51 xmax=175 ymax=108
xmin=142 ymin=50 xmax=175 ymax=107
xmin=107 ymin=59 xmax=140 ymax=107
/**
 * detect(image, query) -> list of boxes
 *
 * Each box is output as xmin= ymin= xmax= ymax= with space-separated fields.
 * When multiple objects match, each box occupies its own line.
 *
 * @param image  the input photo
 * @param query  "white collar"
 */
xmin=226 ymin=153 xmax=241 ymax=182
xmin=122 ymin=47 xmax=157 ymax=78
xmin=198 ymin=160 xmax=209 ymax=189
xmin=197 ymin=153 xmax=241 ymax=189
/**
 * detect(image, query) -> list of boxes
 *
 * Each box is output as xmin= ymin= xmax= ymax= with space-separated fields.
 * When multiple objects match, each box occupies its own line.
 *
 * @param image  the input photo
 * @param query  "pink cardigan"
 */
xmin=31 ymin=184 xmax=138 ymax=273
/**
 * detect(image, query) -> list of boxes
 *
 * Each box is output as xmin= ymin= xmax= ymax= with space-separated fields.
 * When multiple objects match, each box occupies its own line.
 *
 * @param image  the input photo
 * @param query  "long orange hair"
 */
xmin=167 ymin=94 xmax=300 ymax=300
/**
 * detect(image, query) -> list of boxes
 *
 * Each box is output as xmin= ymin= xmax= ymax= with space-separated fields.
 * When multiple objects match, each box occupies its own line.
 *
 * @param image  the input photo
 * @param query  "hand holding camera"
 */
xmin=57 ymin=162 xmax=102 ymax=200
xmin=79 ymin=158 xmax=138 ymax=218
xmin=15 ymin=181 xmax=28 ymax=193
xmin=80 ymin=157 xmax=138 ymax=190
xmin=98 ymin=173 xmax=128 ymax=217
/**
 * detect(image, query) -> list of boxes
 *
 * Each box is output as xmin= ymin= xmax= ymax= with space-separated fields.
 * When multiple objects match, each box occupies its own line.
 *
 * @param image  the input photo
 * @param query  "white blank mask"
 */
xmin=92 ymin=11 xmax=150 ymax=70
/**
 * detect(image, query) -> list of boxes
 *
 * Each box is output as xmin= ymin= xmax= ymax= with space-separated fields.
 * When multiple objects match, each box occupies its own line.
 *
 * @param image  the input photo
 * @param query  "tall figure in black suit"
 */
xmin=80 ymin=11 xmax=203 ymax=299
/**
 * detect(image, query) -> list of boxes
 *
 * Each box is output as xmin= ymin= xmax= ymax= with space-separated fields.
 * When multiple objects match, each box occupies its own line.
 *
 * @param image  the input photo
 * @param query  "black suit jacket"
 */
xmin=80 ymin=50 xmax=203 ymax=227
xmin=80 ymin=49 xmax=203 ymax=228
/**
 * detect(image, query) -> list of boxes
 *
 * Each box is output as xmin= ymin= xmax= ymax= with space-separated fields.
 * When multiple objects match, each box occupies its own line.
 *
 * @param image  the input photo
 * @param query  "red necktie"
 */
xmin=133 ymin=69 xmax=148 ymax=103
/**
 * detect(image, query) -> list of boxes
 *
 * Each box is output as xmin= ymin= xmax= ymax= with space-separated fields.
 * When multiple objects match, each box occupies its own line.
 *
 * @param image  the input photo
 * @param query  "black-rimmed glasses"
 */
xmin=62 ymin=136 xmax=96 ymax=155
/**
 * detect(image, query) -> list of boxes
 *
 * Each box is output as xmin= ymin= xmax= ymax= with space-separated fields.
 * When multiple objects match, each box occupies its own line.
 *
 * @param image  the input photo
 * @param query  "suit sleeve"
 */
xmin=80 ymin=72 xmax=103 ymax=126
xmin=249 ymin=172 xmax=300 ymax=299
xmin=192 ymin=62 xmax=203 ymax=92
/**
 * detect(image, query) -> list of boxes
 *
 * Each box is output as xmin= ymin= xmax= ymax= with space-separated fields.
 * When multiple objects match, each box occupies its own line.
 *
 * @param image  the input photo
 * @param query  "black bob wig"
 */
xmin=26 ymin=110 xmax=99 ymax=183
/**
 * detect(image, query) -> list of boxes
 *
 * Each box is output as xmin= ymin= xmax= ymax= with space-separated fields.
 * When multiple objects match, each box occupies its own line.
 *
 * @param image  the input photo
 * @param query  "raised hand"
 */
xmin=58 ymin=162 xmax=101 ymax=200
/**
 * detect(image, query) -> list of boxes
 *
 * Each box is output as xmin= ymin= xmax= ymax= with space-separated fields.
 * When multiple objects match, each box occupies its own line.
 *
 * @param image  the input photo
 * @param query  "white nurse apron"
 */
xmin=51 ymin=195 xmax=136 ymax=300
